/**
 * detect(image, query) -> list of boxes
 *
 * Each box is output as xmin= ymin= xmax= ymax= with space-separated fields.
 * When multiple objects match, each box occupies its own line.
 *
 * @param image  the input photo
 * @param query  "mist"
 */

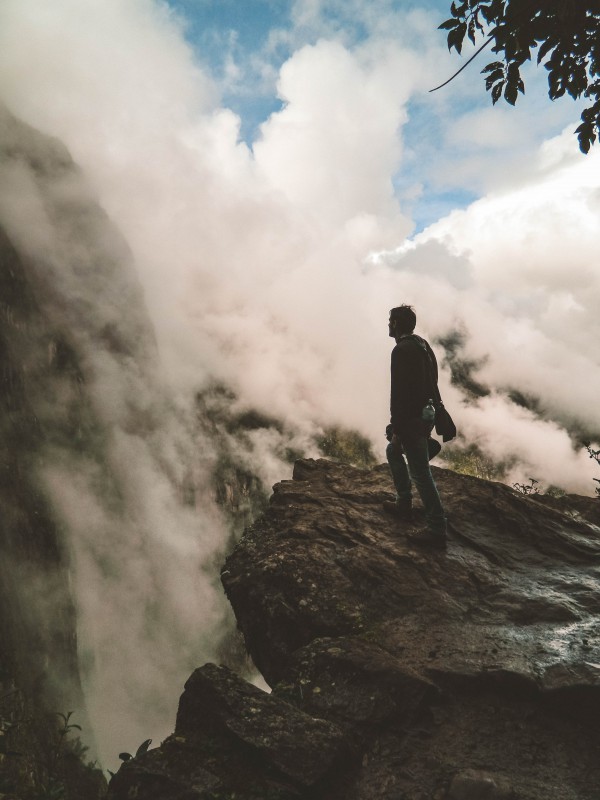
xmin=1 ymin=0 xmax=599 ymax=768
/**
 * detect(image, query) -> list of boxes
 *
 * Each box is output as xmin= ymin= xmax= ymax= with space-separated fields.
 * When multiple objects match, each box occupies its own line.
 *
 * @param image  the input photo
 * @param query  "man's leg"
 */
xmin=384 ymin=441 xmax=412 ymax=516
xmin=402 ymin=434 xmax=447 ymax=538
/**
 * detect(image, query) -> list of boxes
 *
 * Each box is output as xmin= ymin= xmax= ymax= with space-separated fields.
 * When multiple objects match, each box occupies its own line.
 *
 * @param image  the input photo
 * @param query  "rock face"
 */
xmin=0 ymin=105 xmax=125 ymax=798
xmin=109 ymin=458 xmax=600 ymax=800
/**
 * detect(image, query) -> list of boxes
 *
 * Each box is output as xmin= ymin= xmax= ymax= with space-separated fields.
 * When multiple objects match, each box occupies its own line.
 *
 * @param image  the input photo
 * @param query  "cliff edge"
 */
xmin=109 ymin=459 xmax=600 ymax=800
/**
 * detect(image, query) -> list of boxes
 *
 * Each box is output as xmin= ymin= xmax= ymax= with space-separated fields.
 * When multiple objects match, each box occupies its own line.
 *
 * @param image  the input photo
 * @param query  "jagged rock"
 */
xmin=0 ymin=105 xmax=113 ymax=800
xmin=107 ymin=663 xmax=350 ymax=800
xmin=178 ymin=663 xmax=349 ymax=786
xmin=279 ymin=637 xmax=439 ymax=729
xmin=110 ymin=458 xmax=600 ymax=799
xmin=448 ymin=768 xmax=513 ymax=799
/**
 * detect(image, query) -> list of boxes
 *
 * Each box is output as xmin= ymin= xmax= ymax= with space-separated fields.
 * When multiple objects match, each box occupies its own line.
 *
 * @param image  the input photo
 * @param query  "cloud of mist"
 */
xmin=373 ymin=133 xmax=600 ymax=489
xmin=1 ymin=0 xmax=599 ymax=769
xmin=0 ymin=101 xmax=239 ymax=766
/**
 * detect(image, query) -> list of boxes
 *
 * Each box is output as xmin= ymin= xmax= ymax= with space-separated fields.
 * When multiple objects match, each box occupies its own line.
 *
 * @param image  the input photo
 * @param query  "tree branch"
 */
xmin=430 ymin=36 xmax=494 ymax=93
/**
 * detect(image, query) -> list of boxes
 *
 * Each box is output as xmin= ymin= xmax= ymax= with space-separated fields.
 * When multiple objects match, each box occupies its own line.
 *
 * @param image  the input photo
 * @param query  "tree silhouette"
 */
xmin=436 ymin=0 xmax=600 ymax=152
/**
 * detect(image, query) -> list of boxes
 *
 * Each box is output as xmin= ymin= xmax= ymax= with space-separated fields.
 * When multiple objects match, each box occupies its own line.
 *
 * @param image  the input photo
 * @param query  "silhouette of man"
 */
xmin=385 ymin=304 xmax=447 ymax=548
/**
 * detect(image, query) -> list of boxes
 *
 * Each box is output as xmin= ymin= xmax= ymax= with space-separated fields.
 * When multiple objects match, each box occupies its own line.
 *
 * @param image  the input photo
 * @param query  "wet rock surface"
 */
xmin=109 ymin=459 xmax=600 ymax=799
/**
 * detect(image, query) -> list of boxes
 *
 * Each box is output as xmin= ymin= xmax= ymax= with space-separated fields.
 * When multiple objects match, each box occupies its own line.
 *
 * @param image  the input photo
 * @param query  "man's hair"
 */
xmin=390 ymin=304 xmax=416 ymax=334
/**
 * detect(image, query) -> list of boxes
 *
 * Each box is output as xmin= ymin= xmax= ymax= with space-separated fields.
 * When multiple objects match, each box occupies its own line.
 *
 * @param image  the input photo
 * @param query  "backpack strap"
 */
xmin=404 ymin=335 xmax=456 ymax=442
xmin=403 ymin=335 xmax=443 ymax=407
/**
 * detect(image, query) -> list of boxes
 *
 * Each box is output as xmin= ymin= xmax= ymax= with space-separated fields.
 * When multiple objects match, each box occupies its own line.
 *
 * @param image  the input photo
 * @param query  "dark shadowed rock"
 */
xmin=110 ymin=458 xmax=600 ymax=799
xmin=278 ymin=636 xmax=439 ymax=729
xmin=177 ymin=663 xmax=349 ymax=786
xmin=448 ymin=768 xmax=514 ymax=799
xmin=108 ymin=663 xmax=350 ymax=800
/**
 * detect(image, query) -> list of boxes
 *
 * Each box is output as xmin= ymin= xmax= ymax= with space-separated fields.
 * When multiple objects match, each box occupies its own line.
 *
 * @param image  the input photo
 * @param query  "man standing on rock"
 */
xmin=384 ymin=304 xmax=447 ymax=549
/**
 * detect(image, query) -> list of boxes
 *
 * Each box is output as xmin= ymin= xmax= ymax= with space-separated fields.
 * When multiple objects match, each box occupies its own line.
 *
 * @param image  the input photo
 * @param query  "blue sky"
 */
xmin=166 ymin=0 xmax=584 ymax=231
xmin=169 ymin=0 xmax=454 ymax=140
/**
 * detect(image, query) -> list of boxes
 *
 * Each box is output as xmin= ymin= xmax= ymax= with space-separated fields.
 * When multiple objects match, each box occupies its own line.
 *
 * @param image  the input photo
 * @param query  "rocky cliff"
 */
xmin=0 ymin=103 xmax=146 ymax=797
xmin=108 ymin=458 xmax=600 ymax=800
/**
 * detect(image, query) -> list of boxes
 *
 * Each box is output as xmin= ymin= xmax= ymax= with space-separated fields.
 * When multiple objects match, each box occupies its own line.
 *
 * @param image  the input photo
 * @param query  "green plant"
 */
xmin=31 ymin=711 xmax=83 ymax=800
xmin=513 ymin=478 xmax=540 ymax=495
xmin=107 ymin=739 xmax=152 ymax=779
xmin=544 ymin=485 xmax=566 ymax=499
xmin=585 ymin=444 xmax=600 ymax=497
xmin=316 ymin=426 xmax=376 ymax=467
xmin=440 ymin=442 xmax=509 ymax=481
xmin=117 ymin=738 xmax=152 ymax=764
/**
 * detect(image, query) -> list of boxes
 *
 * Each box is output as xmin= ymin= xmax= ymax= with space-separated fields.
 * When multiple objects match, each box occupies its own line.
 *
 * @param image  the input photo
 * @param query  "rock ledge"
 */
xmin=109 ymin=459 xmax=600 ymax=800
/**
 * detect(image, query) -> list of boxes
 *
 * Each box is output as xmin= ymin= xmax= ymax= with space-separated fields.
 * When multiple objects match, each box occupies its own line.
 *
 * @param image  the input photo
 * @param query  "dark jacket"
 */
xmin=390 ymin=334 xmax=438 ymax=436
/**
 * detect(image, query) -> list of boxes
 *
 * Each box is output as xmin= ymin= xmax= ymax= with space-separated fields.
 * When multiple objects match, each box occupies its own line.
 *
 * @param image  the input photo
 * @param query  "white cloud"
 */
xmin=254 ymin=38 xmax=413 ymax=229
xmin=377 ymin=130 xmax=600 ymax=483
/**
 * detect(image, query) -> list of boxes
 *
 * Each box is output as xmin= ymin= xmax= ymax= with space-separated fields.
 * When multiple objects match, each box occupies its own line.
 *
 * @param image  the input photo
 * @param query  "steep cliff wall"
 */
xmin=0 ymin=103 xmax=163 ymax=793
xmin=0 ymin=206 xmax=106 ymax=797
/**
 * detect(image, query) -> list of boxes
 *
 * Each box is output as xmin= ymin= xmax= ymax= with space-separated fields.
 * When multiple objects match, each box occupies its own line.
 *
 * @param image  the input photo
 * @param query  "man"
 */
xmin=385 ymin=304 xmax=447 ymax=548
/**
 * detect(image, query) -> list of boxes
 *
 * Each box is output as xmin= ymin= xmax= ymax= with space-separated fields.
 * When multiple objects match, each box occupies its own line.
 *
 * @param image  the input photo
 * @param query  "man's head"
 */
xmin=389 ymin=305 xmax=416 ymax=338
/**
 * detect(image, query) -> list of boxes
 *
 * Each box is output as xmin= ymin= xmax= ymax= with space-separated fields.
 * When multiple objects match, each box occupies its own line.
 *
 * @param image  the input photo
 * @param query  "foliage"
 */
xmin=439 ymin=0 xmax=600 ymax=152
xmin=543 ymin=484 xmax=566 ymax=498
xmin=513 ymin=477 xmax=540 ymax=495
xmin=31 ymin=712 xmax=82 ymax=800
xmin=585 ymin=443 xmax=600 ymax=496
xmin=316 ymin=426 xmax=377 ymax=467
xmin=117 ymin=738 xmax=152 ymax=764
xmin=439 ymin=442 xmax=509 ymax=481
xmin=108 ymin=739 xmax=153 ymax=783
xmin=0 ymin=704 xmax=103 ymax=800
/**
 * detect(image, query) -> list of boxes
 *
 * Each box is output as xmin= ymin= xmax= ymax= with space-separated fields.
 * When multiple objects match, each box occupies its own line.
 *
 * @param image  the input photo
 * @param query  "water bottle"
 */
xmin=422 ymin=399 xmax=435 ymax=423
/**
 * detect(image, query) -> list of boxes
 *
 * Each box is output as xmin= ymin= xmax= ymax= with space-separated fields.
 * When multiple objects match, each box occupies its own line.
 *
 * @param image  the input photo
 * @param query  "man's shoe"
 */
xmin=406 ymin=527 xmax=447 ymax=550
xmin=383 ymin=499 xmax=412 ymax=521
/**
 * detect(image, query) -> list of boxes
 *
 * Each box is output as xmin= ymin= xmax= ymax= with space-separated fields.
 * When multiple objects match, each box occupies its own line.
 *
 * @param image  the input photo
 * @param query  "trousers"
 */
xmin=386 ymin=434 xmax=446 ymax=535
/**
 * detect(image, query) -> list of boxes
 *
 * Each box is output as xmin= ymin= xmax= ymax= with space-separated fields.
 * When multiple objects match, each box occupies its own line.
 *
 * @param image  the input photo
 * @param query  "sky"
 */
xmin=166 ymin=0 xmax=587 ymax=228
xmin=0 ymin=0 xmax=599 ymax=770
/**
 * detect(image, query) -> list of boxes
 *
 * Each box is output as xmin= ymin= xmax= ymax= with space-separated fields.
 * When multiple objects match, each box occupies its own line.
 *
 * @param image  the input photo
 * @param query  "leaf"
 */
xmin=537 ymin=37 xmax=557 ymax=64
xmin=118 ymin=752 xmax=132 ymax=762
xmin=575 ymin=120 xmax=595 ymax=153
xmin=486 ymin=70 xmax=503 ymax=89
xmin=135 ymin=739 xmax=152 ymax=757
xmin=548 ymin=70 xmax=564 ymax=99
xmin=468 ymin=19 xmax=476 ymax=44
xmin=504 ymin=82 xmax=518 ymax=105
xmin=451 ymin=1 xmax=468 ymax=17
xmin=481 ymin=61 xmax=504 ymax=73
xmin=439 ymin=18 xmax=459 ymax=30
xmin=491 ymin=82 xmax=503 ymax=103
xmin=447 ymin=26 xmax=464 ymax=53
